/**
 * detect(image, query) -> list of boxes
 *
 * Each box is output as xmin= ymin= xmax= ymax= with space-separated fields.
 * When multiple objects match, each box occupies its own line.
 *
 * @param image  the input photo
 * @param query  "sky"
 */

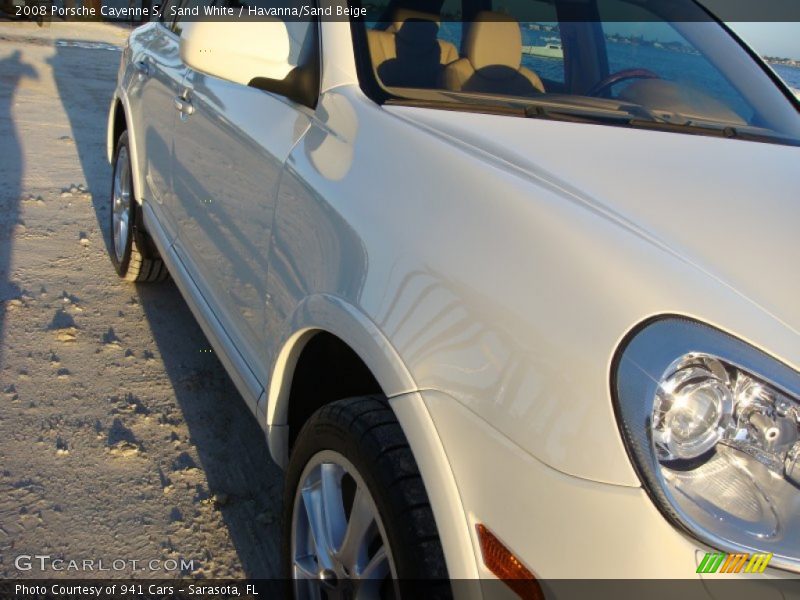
xmin=726 ymin=23 xmax=800 ymax=60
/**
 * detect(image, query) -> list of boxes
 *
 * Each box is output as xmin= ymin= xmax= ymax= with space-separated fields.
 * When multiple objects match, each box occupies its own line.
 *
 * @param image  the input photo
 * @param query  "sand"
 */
xmin=0 ymin=19 xmax=282 ymax=579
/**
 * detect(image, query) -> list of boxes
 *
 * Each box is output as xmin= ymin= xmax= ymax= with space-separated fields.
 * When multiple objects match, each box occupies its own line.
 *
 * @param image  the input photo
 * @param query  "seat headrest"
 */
xmin=465 ymin=11 xmax=522 ymax=70
xmin=389 ymin=8 xmax=441 ymax=32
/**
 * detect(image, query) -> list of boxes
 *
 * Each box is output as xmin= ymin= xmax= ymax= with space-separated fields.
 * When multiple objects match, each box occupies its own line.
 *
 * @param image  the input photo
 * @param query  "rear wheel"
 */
xmin=283 ymin=396 xmax=450 ymax=599
xmin=109 ymin=131 xmax=167 ymax=283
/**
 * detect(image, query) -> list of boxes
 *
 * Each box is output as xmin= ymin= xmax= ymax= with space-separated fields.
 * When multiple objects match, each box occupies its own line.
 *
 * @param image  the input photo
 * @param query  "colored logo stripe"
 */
xmin=745 ymin=552 xmax=773 ymax=573
xmin=697 ymin=552 xmax=724 ymax=573
xmin=697 ymin=552 xmax=773 ymax=574
xmin=721 ymin=553 xmax=749 ymax=573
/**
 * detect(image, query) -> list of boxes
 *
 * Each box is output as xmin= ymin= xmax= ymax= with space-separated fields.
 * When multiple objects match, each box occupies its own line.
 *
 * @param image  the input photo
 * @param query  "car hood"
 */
xmin=387 ymin=106 xmax=800 ymax=334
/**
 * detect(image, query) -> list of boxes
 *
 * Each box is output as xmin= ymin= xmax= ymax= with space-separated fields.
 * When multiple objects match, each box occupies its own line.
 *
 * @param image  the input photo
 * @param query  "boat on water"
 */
xmin=522 ymin=42 xmax=564 ymax=59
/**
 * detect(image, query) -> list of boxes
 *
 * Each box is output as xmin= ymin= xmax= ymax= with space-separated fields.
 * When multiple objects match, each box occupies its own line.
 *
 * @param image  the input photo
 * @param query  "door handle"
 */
xmin=133 ymin=60 xmax=150 ymax=80
xmin=174 ymin=95 xmax=194 ymax=116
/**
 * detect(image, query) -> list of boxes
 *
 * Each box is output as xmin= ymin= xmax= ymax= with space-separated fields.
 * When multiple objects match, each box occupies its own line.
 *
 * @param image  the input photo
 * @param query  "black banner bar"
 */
xmin=3 ymin=0 xmax=800 ymax=23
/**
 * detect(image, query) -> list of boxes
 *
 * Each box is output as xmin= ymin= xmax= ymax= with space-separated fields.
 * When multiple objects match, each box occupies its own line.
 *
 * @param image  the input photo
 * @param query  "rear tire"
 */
xmin=109 ymin=131 xmax=168 ymax=283
xmin=283 ymin=395 xmax=451 ymax=599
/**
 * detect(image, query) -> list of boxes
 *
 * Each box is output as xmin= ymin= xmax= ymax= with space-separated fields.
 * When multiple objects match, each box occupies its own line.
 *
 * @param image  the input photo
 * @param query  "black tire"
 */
xmin=283 ymin=395 xmax=451 ymax=599
xmin=109 ymin=131 xmax=168 ymax=283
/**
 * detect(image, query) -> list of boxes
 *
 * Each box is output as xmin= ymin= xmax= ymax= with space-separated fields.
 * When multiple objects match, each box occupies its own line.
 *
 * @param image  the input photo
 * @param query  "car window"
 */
xmin=436 ymin=0 xmax=464 ymax=51
xmin=355 ymin=0 xmax=800 ymax=146
xmin=596 ymin=17 xmax=752 ymax=120
xmin=434 ymin=0 xmax=566 ymax=87
xmin=520 ymin=23 xmax=565 ymax=87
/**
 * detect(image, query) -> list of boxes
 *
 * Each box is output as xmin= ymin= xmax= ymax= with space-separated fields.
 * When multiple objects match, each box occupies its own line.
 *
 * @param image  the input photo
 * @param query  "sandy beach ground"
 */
xmin=0 ymin=19 xmax=283 ymax=579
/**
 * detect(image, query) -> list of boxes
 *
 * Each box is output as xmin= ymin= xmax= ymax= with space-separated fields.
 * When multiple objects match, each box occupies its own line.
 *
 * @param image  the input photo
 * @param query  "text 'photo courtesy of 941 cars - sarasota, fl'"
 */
xmin=105 ymin=0 xmax=800 ymax=596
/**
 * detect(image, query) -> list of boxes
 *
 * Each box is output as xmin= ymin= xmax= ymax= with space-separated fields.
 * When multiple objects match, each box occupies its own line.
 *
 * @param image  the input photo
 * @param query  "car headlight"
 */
xmin=614 ymin=317 xmax=800 ymax=572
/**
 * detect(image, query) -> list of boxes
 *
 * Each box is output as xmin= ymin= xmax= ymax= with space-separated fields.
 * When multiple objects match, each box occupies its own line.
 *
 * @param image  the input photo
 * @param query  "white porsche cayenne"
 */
xmin=106 ymin=0 xmax=800 ymax=595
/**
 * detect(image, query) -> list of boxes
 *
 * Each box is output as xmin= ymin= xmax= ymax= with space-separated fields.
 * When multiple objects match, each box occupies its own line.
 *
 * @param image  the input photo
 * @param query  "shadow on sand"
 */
xmin=0 ymin=50 xmax=37 ymax=369
xmin=48 ymin=39 xmax=283 ymax=577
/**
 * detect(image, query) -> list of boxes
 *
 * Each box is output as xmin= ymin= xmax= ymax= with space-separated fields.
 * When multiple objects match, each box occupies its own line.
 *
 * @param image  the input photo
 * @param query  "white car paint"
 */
xmin=109 ymin=5 xmax=800 ymax=585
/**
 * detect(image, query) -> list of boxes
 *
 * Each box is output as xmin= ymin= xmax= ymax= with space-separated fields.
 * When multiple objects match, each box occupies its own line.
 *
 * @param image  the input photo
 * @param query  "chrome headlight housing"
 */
xmin=614 ymin=317 xmax=800 ymax=572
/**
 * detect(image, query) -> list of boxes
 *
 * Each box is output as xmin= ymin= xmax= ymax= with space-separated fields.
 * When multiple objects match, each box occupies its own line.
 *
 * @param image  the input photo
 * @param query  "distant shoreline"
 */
xmin=764 ymin=58 xmax=800 ymax=69
xmin=535 ymin=26 xmax=800 ymax=68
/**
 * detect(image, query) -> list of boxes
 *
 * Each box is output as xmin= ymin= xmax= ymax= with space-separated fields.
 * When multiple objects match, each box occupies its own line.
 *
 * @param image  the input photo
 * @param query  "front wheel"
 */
xmin=109 ymin=131 xmax=168 ymax=283
xmin=283 ymin=396 xmax=450 ymax=599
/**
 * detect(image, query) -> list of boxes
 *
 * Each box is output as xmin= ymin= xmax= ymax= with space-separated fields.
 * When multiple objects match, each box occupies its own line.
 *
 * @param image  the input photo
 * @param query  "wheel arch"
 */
xmin=267 ymin=295 xmax=480 ymax=580
xmin=107 ymin=92 xmax=145 ymax=206
xmin=264 ymin=294 xmax=417 ymax=467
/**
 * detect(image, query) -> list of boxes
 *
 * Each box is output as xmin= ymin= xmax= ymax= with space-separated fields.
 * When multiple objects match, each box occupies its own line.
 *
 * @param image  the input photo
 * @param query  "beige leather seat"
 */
xmin=441 ymin=12 xmax=545 ymax=96
xmin=367 ymin=9 xmax=459 ymax=89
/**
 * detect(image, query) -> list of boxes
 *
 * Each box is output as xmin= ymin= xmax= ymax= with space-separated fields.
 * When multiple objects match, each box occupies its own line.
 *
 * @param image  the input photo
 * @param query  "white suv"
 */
xmin=107 ymin=0 xmax=800 ymax=595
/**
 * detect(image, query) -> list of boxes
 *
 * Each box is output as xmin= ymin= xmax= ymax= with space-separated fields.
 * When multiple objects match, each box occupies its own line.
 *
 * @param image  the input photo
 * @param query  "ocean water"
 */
xmin=773 ymin=64 xmax=800 ymax=90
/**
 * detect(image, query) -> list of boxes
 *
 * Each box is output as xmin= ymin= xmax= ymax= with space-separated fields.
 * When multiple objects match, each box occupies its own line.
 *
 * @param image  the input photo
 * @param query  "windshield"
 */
xmin=353 ymin=0 xmax=800 ymax=145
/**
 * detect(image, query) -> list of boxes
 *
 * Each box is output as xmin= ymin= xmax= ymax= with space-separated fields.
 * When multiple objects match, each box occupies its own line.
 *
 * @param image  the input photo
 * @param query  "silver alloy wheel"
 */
xmin=291 ymin=450 xmax=398 ymax=599
xmin=112 ymin=146 xmax=131 ymax=263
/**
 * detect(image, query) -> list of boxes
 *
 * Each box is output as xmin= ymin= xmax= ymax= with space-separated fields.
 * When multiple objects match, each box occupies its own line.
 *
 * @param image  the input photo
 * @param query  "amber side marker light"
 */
xmin=476 ymin=523 xmax=545 ymax=600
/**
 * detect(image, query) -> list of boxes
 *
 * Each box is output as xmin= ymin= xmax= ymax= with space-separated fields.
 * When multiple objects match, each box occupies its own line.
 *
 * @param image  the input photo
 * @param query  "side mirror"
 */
xmin=179 ymin=20 xmax=319 ymax=108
